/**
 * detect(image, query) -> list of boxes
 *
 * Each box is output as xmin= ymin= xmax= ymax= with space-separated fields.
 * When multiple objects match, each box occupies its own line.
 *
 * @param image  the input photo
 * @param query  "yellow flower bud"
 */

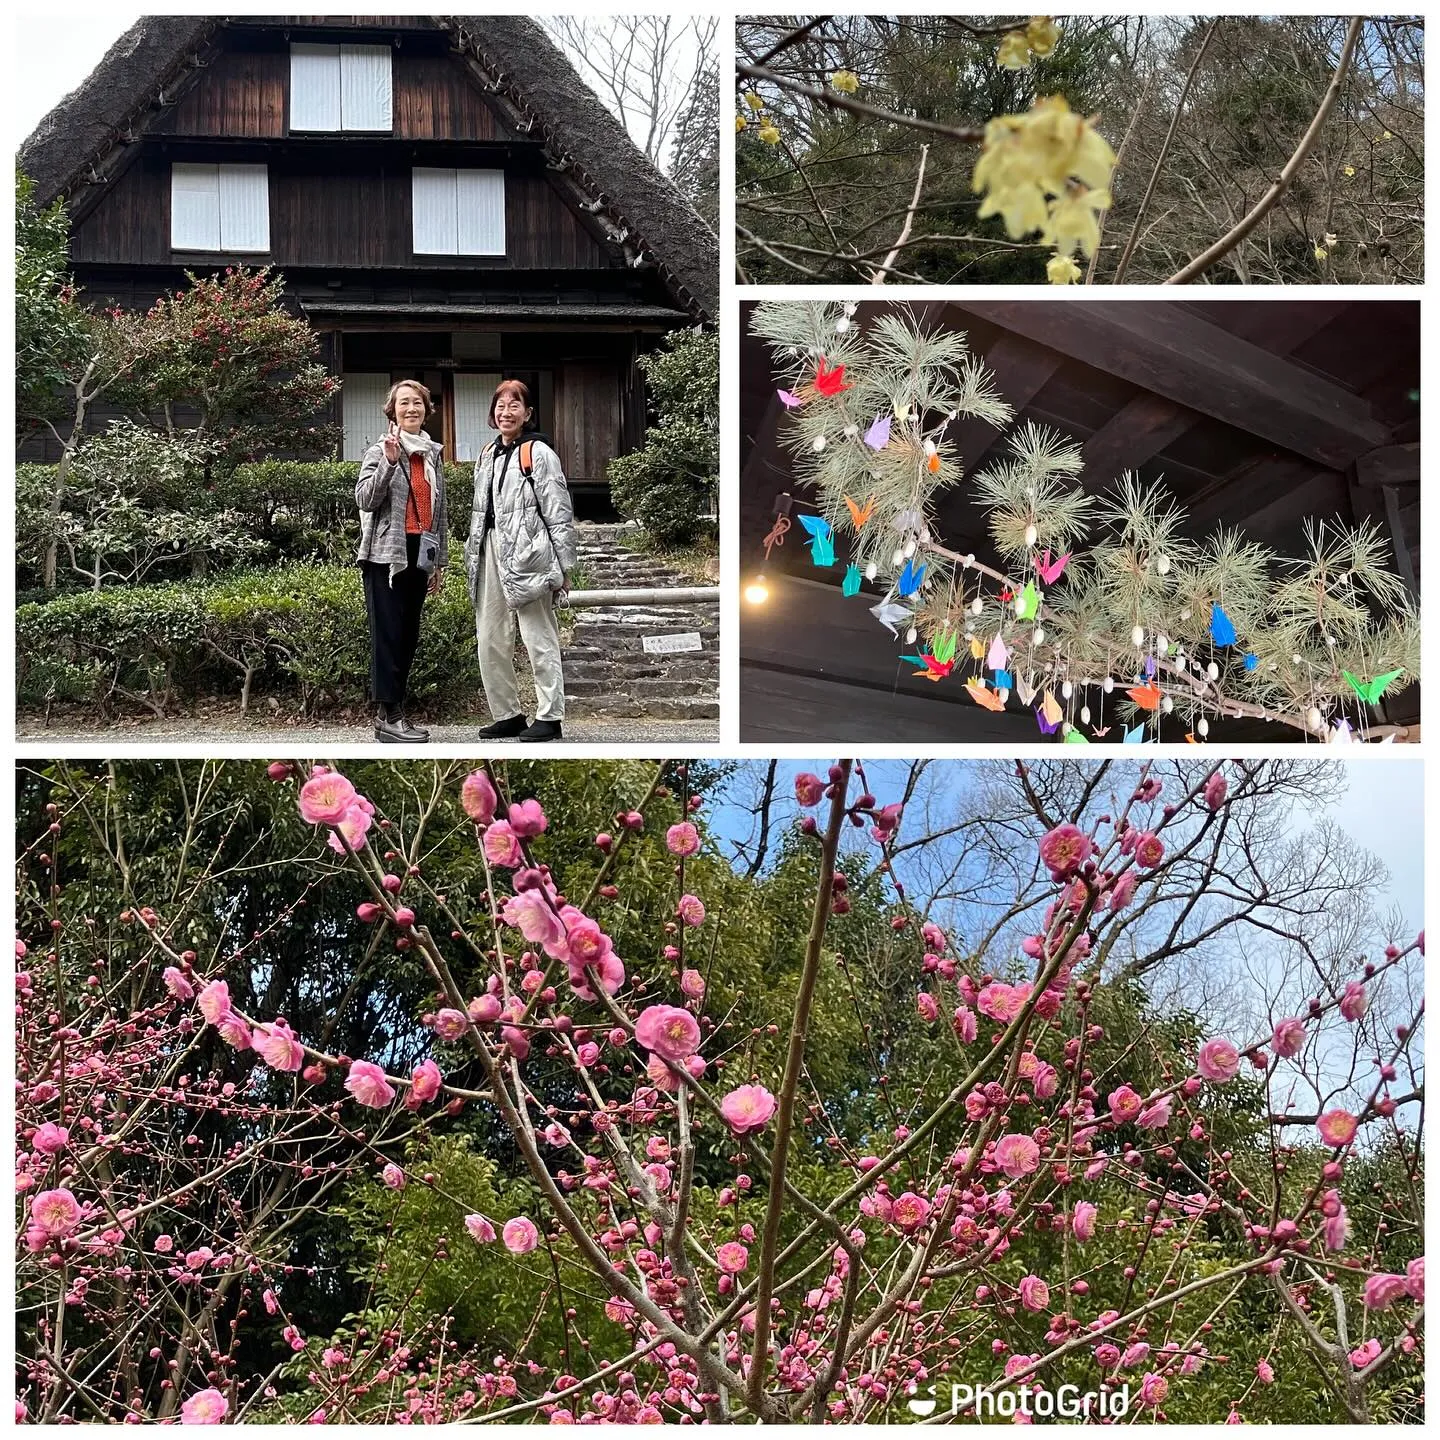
xmin=757 ymin=123 xmax=782 ymax=146
xmin=997 ymin=31 xmax=1032 ymax=69
xmin=1047 ymin=253 xmax=1082 ymax=285
xmin=1383 ymin=130 xmax=1393 ymax=139
xmin=1314 ymin=245 xmax=1328 ymax=262
xmin=735 ymin=114 xmax=747 ymax=133
xmin=1026 ymin=16 xmax=1060 ymax=57
xmin=1343 ymin=165 xmax=1356 ymax=177
xmin=743 ymin=92 xmax=766 ymax=112
xmin=830 ymin=69 xmax=860 ymax=95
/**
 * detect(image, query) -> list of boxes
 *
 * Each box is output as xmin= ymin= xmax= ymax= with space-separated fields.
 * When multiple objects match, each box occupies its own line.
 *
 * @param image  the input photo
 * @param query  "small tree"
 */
xmin=134 ymin=267 xmax=340 ymax=467
xmin=607 ymin=329 xmax=719 ymax=544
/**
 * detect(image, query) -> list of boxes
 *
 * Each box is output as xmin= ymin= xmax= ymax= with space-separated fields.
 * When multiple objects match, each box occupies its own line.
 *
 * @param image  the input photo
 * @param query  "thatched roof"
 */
xmin=17 ymin=14 xmax=717 ymax=321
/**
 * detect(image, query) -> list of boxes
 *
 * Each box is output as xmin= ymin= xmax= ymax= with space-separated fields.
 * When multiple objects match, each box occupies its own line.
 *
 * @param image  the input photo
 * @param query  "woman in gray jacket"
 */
xmin=465 ymin=379 xmax=576 ymax=742
xmin=356 ymin=379 xmax=447 ymax=743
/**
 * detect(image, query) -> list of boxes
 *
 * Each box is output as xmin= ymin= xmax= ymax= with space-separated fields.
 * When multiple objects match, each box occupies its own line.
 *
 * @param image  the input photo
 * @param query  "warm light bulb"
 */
xmin=743 ymin=577 xmax=769 ymax=605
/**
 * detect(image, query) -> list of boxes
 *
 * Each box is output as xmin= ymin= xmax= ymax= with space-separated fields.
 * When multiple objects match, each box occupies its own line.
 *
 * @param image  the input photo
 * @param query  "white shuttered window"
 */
xmin=412 ymin=168 xmax=506 ymax=256
xmin=342 ymin=373 xmax=394 ymax=461
xmin=290 ymin=44 xmax=392 ymax=132
xmin=170 ymin=164 xmax=270 ymax=252
xmin=453 ymin=372 xmax=503 ymax=462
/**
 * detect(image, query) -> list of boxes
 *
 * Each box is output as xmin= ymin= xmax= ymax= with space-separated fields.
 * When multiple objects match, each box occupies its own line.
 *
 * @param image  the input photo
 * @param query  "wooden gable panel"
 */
xmin=393 ymin=53 xmax=501 ymax=140
xmin=507 ymin=174 xmax=607 ymax=268
xmin=161 ymin=47 xmax=287 ymax=138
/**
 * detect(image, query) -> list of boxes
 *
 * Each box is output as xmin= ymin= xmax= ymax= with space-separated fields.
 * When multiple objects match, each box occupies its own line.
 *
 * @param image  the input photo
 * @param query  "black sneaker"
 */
xmin=375 ymin=715 xmax=429 ymax=743
xmin=478 ymin=714 xmax=528 ymax=739
xmin=518 ymin=719 xmax=563 ymax=743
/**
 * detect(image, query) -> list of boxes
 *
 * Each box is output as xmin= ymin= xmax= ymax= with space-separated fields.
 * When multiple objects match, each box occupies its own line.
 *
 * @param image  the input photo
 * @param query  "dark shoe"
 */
xmin=478 ymin=714 xmax=528 ymax=739
xmin=375 ymin=716 xmax=429 ymax=744
xmin=518 ymin=719 xmax=563 ymax=743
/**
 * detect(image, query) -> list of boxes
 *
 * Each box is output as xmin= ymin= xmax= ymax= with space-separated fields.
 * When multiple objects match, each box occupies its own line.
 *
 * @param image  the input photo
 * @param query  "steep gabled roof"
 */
xmin=17 ymin=14 xmax=717 ymax=321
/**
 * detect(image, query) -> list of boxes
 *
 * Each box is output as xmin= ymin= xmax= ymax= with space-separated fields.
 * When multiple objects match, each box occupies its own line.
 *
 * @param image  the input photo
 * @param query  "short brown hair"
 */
xmin=383 ymin=379 xmax=435 ymax=421
xmin=488 ymin=378 xmax=533 ymax=427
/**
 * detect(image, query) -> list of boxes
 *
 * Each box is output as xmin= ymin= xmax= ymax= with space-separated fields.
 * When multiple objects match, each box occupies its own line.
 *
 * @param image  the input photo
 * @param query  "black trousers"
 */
xmin=362 ymin=534 xmax=428 ymax=708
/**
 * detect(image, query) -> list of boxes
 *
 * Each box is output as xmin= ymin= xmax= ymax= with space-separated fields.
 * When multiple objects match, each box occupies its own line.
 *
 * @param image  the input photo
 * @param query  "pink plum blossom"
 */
xmin=1138 ymin=1373 xmax=1168 ymax=1408
xmin=794 ymin=772 xmax=825 ymax=807
xmin=1136 ymin=1094 xmax=1172 ymax=1130
xmin=977 ymin=981 xmax=1031 ymax=1024
xmin=721 ymin=1085 xmax=777 ymax=1135
xmin=216 ymin=1012 xmax=252 ymax=1050
xmin=717 ymin=1242 xmax=749 ymax=1273
xmin=163 ymin=967 xmax=194 ymax=1000
xmin=680 ymin=968 xmax=706 ymax=1000
xmin=1072 ymin=1201 xmax=1097 ymax=1242
xmin=1039 ymin=823 xmax=1091 ymax=880
xmin=1316 ymin=1109 xmax=1358 ymax=1148
xmin=677 ymin=894 xmax=705 ymax=927
xmin=32 ymin=1123 xmax=69 ymax=1155
xmin=1339 ymin=981 xmax=1368 ymax=1022
xmin=410 ymin=1058 xmax=442 ymax=1103
xmin=503 ymin=1216 xmax=539 ymax=1254
xmin=197 ymin=980 xmax=233 ymax=1026
xmin=1018 ymin=1275 xmax=1049 ymax=1312
xmin=297 ymin=771 xmax=357 ymax=826
xmin=635 ymin=1005 xmax=702 ymax=1062
xmin=345 ymin=1060 xmax=396 ymax=1109
xmin=508 ymin=799 xmax=548 ymax=838
xmin=1271 ymin=1017 xmax=1306 ymax=1058
xmin=433 ymin=1008 xmax=469 ymax=1042
xmin=465 ymin=1215 xmax=497 ymax=1244
xmin=482 ymin=821 xmax=524 ymax=868
xmin=1196 ymin=1037 xmax=1240 ymax=1082
xmin=1133 ymin=832 xmax=1165 ymax=869
xmin=1203 ymin=771 xmax=1228 ymax=810
xmin=460 ymin=770 xmax=497 ymax=823
xmin=502 ymin=891 xmax=567 ymax=953
xmin=891 ymin=1191 xmax=931 ymax=1232
xmin=1108 ymin=1086 xmax=1143 ymax=1124
xmin=180 ymin=1389 xmax=229 ymax=1425
xmin=666 ymin=822 xmax=701 ymax=857
xmin=1362 ymin=1273 xmax=1409 ymax=1310
xmin=1349 ymin=1339 xmax=1381 ymax=1370
xmin=326 ymin=800 xmax=373 ymax=855
xmin=31 ymin=1188 xmax=82 ymax=1237
xmin=252 ymin=1019 xmax=304 ymax=1072
xmin=1108 ymin=870 xmax=1138 ymax=912
xmin=994 ymin=1133 xmax=1040 ymax=1179
xmin=1407 ymin=1257 xmax=1424 ymax=1300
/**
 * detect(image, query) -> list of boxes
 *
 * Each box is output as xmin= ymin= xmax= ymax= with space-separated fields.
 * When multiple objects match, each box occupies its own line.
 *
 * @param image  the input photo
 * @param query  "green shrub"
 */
xmin=16 ymin=545 xmax=487 ymax=720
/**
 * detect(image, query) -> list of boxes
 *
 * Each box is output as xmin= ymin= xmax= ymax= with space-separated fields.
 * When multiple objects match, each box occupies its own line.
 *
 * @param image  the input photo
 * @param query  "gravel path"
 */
xmin=18 ymin=715 xmax=719 ymax=747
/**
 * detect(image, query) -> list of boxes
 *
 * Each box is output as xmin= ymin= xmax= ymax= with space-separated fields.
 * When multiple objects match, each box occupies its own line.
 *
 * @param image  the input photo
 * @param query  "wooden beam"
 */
xmin=1192 ymin=299 xmax=1350 ymax=354
xmin=1081 ymin=393 xmax=1199 ymax=486
xmin=947 ymin=301 xmax=1390 ymax=470
xmin=1353 ymin=442 xmax=1420 ymax=490
xmin=956 ymin=331 xmax=1063 ymax=475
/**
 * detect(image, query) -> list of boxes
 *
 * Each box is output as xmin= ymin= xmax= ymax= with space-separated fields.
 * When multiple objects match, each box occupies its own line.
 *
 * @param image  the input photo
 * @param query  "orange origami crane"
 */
xmin=1127 ymin=684 xmax=1163 ymax=711
xmin=846 ymin=494 xmax=876 ymax=528
xmin=965 ymin=678 xmax=1006 ymax=711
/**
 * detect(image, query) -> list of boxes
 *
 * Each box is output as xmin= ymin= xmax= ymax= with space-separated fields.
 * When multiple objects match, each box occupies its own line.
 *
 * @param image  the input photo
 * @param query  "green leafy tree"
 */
xmin=606 ymin=329 xmax=719 ymax=544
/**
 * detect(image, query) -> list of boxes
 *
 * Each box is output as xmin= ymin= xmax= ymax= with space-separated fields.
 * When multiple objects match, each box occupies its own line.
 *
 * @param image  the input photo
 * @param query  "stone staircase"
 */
xmin=563 ymin=524 xmax=720 ymax=721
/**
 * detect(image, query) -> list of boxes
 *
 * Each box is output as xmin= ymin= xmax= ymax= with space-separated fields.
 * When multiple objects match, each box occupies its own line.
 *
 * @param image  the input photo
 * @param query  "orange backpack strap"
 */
xmin=519 ymin=439 xmax=534 ymax=477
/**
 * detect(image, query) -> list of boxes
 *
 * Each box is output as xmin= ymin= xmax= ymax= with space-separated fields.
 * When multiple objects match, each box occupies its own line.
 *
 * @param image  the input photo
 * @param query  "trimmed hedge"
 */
xmin=17 ymin=545 xmax=491 ymax=719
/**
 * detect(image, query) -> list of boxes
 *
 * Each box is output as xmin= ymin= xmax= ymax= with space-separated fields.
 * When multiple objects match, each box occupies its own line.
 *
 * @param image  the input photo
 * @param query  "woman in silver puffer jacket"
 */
xmin=465 ymin=379 xmax=576 ymax=742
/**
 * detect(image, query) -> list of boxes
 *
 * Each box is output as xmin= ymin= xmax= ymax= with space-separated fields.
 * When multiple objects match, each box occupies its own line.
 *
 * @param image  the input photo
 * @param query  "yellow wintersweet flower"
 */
xmin=831 ymin=69 xmax=860 ymax=94
xmin=997 ymin=31 xmax=1032 ymax=69
xmin=972 ymin=97 xmax=1116 ymax=242
xmin=1344 ymin=165 xmax=1356 ymax=177
xmin=1026 ymin=16 xmax=1060 ymax=57
xmin=743 ymin=92 xmax=766 ymax=112
xmin=736 ymin=114 xmax=748 ymax=133
xmin=1047 ymin=253 xmax=1082 ymax=285
xmin=1044 ymin=184 xmax=1112 ymax=259
xmin=758 ymin=123 xmax=782 ymax=146
xmin=1383 ymin=130 xmax=1393 ymax=139
xmin=1314 ymin=245 xmax=1328 ymax=262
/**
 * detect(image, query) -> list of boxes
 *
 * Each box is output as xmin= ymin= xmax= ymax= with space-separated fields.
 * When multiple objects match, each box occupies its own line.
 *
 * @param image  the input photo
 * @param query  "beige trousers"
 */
xmin=475 ymin=540 xmax=565 ymax=722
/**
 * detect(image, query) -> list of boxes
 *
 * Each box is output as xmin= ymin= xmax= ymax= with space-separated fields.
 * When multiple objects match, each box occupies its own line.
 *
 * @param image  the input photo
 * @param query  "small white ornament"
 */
xmin=843 ymin=423 xmax=858 ymax=439
xmin=1161 ymin=695 xmax=1174 ymax=714
xmin=971 ymin=597 xmax=984 ymax=616
xmin=996 ymin=688 xmax=1010 ymax=705
xmin=920 ymin=526 xmax=931 ymax=543
xmin=903 ymin=539 xmax=916 ymax=558
xmin=1197 ymin=716 xmax=1209 ymax=737
xmin=893 ymin=548 xmax=905 ymax=567
xmin=1024 ymin=523 xmax=1038 ymax=548
xmin=1102 ymin=676 xmax=1114 ymax=694
xmin=1307 ymin=707 xmax=1324 ymax=732
xmin=962 ymin=553 xmax=974 ymax=568
xmin=1061 ymin=680 xmax=1073 ymax=700
xmin=1131 ymin=625 xmax=1145 ymax=647
xmin=1033 ymin=626 xmax=1046 ymax=644
xmin=812 ymin=434 xmax=827 ymax=452
xmin=924 ymin=439 xmax=938 ymax=457
xmin=1206 ymin=662 xmax=1219 ymax=681
xmin=1080 ymin=705 xmax=1091 ymax=724
xmin=905 ymin=626 xmax=917 ymax=644
xmin=1292 ymin=654 xmax=1304 ymax=665
xmin=835 ymin=316 xmax=851 ymax=333
xmin=1179 ymin=607 xmax=1191 ymax=621
xmin=1156 ymin=554 xmax=1171 ymax=576
xmin=1061 ymin=722 xmax=1072 ymax=736
xmin=864 ymin=562 xmax=877 ymax=581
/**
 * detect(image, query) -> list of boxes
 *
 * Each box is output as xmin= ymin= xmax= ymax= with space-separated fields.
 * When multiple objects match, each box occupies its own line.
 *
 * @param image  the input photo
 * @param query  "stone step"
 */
xmin=569 ymin=694 xmax=720 ymax=721
xmin=565 ymin=659 xmax=717 ymax=683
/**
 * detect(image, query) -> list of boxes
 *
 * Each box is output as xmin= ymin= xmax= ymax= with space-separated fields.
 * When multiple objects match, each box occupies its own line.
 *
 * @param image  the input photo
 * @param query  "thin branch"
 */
xmin=870 ymin=144 xmax=930 ymax=284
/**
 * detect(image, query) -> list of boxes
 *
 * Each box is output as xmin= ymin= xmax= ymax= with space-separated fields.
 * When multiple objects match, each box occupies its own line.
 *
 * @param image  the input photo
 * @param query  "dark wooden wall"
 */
xmin=159 ymin=49 xmax=505 ymax=142
xmin=554 ymin=361 xmax=621 ymax=484
xmin=72 ymin=155 xmax=609 ymax=270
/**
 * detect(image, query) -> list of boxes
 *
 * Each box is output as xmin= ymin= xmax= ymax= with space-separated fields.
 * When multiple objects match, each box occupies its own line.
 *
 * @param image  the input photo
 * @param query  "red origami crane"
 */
xmin=814 ymin=357 xmax=850 ymax=397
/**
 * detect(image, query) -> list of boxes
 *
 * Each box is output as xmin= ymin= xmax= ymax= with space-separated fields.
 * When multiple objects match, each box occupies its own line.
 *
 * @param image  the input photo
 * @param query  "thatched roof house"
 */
xmin=20 ymin=15 xmax=717 ymax=482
